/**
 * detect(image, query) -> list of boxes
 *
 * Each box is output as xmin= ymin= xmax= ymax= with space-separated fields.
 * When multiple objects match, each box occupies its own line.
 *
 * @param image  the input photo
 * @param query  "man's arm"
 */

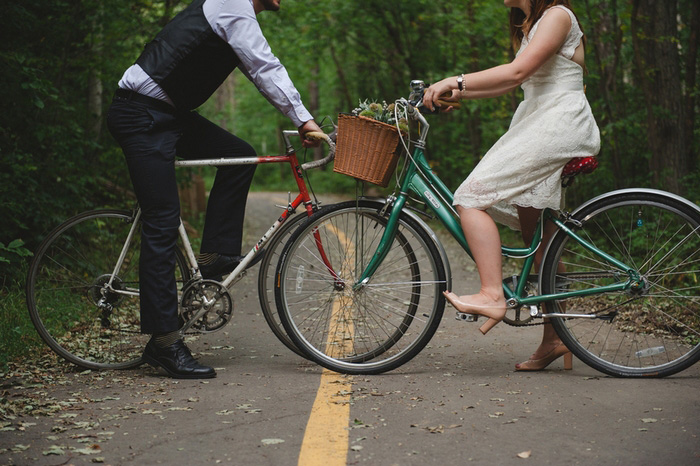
xmin=205 ymin=0 xmax=315 ymax=131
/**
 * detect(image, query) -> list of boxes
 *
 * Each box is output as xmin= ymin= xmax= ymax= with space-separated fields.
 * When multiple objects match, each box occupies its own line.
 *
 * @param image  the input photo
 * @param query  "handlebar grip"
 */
xmin=300 ymin=132 xmax=336 ymax=171
xmin=436 ymin=99 xmax=461 ymax=109
xmin=304 ymin=131 xmax=329 ymax=141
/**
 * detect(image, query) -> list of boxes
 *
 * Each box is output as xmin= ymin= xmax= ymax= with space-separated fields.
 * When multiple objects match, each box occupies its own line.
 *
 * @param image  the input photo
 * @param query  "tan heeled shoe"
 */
xmin=515 ymin=343 xmax=573 ymax=371
xmin=443 ymin=291 xmax=506 ymax=335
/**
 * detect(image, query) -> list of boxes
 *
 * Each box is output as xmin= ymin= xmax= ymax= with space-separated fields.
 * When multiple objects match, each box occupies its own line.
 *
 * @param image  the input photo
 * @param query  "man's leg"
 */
xmin=107 ymin=99 xmax=181 ymax=334
xmin=107 ymin=98 xmax=215 ymax=379
xmin=177 ymin=112 xmax=257 ymax=277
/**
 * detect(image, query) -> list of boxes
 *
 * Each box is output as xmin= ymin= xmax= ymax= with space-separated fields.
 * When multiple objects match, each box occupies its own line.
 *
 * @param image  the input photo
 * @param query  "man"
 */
xmin=106 ymin=0 xmax=322 ymax=379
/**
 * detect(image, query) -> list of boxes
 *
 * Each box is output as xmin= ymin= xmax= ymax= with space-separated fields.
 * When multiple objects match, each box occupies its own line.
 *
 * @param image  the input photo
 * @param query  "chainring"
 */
xmin=502 ymin=275 xmax=539 ymax=326
xmin=180 ymin=279 xmax=234 ymax=333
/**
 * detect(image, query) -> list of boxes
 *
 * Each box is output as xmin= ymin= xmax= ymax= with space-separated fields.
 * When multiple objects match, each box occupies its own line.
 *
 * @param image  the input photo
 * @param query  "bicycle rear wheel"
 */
xmin=257 ymin=211 xmax=314 ymax=358
xmin=26 ymin=209 xmax=191 ymax=370
xmin=541 ymin=190 xmax=700 ymax=377
xmin=274 ymin=200 xmax=447 ymax=374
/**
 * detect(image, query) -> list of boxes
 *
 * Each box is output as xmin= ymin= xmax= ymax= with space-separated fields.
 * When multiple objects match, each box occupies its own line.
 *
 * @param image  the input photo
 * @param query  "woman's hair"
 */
xmin=509 ymin=0 xmax=586 ymax=50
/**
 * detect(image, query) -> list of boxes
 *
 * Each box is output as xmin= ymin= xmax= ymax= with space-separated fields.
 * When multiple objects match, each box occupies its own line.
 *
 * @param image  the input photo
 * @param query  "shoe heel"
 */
xmin=564 ymin=352 xmax=573 ymax=370
xmin=479 ymin=318 xmax=499 ymax=335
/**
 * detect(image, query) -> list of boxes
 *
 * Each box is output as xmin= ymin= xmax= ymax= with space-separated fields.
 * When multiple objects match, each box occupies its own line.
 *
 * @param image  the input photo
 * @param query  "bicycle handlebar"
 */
xmin=407 ymin=80 xmax=462 ymax=114
xmin=300 ymin=131 xmax=336 ymax=171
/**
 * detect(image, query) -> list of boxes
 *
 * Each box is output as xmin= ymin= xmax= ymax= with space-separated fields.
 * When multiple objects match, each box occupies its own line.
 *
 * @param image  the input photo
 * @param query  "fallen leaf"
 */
xmin=517 ymin=450 xmax=532 ymax=459
xmin=43 ymin=445 xmax=65 ymax=456
xmin=261 ymin=438 xmax=285 ymax=445
xmin=75 ymin=444 xmax=101 ymax=455
xmin=641 ymin=418 xmax=657 ymax=423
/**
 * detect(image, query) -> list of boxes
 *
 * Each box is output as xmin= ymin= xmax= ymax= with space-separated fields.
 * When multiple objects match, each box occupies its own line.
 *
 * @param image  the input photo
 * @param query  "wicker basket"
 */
xmin=333 ymin=114 xmax=401 ymax=187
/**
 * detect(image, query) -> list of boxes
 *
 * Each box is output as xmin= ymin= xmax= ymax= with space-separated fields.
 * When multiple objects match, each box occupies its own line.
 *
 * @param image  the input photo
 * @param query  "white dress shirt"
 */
xmin=118 ymin=0 xmax=313 ymax=127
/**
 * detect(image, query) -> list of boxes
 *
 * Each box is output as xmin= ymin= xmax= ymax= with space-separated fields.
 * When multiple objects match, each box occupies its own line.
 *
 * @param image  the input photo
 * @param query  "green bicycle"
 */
xmin=273 ymin=80 xmax=700 ymax=377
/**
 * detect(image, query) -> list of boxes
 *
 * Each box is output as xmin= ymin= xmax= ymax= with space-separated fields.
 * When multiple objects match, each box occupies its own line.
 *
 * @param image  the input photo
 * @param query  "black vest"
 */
xmin=136 ymin=0 xmax=240 ymax=110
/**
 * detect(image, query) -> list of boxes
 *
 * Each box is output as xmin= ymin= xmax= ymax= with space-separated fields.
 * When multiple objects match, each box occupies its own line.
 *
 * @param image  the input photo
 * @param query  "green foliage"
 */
xmin=0 ymin=239 xmax=33 ymax=271
xmin=0 ymin=267 xmax=42 ymax=369
xmin=352 ymin=100 xmax=409 ymax=133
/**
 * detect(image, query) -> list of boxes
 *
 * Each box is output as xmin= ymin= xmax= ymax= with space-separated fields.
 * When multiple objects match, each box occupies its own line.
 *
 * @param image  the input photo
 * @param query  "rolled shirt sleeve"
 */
xmin=205 ymin=0 xmax=314 ymax=128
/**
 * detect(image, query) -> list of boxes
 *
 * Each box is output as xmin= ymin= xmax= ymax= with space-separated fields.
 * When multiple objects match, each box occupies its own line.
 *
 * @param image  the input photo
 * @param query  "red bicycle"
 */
xmin=26 ymin=130 xmax=335 ymax=369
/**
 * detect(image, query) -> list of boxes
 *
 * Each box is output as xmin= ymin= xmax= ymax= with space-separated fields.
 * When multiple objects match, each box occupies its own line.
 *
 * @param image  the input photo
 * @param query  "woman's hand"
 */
xmin=423 ymin=76 xmax=460 ymax=112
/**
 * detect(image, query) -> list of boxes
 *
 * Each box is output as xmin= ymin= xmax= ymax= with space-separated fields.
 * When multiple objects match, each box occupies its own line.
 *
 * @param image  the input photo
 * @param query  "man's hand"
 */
xmin=299 ymin=120 xmax=323 ymax=148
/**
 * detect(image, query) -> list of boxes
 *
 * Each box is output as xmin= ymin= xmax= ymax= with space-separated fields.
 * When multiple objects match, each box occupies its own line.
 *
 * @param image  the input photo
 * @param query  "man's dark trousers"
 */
xmin=107 ymin=92 xmax=256 ymax=334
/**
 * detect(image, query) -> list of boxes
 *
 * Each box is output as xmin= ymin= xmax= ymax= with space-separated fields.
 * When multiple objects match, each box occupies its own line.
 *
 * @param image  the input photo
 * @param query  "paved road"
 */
xmin=1 ymin=192 xmax=699 ymax=465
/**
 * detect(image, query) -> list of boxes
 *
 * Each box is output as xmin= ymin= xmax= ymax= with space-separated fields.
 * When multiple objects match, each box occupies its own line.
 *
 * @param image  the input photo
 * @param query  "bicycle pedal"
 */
xmin=455 ymin=312 xmax=479 ymax=322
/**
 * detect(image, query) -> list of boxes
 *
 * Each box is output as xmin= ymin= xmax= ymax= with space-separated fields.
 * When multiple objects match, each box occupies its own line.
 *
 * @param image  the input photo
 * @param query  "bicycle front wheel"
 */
xmin=274 ymin=200 xmax=447 ymax=375
xmin=26 ymin=209 xmax=191 ymax=370
xmin=541 ymin=190 xmax=700 ymax=377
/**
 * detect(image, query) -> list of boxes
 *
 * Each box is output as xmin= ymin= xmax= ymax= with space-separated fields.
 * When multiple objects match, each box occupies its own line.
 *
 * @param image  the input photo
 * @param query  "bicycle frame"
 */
xmin=105 ymin=130 xmax=333 ymax=304
xmin=175 ymin=131 xmax=320 ymax=288
xmin=354 ymin=104 xmax=642 ymax=311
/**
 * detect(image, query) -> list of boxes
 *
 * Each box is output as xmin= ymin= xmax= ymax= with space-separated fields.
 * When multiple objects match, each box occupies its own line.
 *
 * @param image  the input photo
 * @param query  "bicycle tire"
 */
xmin=26 ymin=209 xmax=191 ymax=370
xmin=257 ymin=211 xmax=315 ymax=358
xmin=274 ymin=200 xmax=447 ymax=375
xmin=540 ymin=189 xmax=700 ymax=377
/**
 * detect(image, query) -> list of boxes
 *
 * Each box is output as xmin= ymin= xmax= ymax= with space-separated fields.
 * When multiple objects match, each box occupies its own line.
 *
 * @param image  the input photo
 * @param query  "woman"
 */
xmin=422 ymin=0 xmax=600 ymax=371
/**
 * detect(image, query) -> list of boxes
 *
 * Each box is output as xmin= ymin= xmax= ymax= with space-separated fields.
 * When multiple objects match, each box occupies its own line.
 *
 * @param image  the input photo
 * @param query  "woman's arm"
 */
xmin=423 ymin=8 xmax=572 ymax=110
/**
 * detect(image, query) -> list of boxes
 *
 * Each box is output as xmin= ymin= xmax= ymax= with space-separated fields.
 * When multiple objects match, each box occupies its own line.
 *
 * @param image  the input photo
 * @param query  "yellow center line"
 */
xmin=298 ymin=225 xmax=355 ymax=466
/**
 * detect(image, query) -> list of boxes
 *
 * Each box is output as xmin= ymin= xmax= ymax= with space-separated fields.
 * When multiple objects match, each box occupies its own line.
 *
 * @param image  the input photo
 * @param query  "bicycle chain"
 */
xmin=503 ymin=317 xmax=549 ymax=327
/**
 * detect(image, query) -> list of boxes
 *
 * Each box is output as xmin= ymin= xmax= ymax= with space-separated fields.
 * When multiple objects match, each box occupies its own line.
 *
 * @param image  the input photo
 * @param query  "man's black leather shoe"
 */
xmin=198 ymin=252 xmax=265 ymax=281
xmin=142 ymin=339 xmax=216 ymax=379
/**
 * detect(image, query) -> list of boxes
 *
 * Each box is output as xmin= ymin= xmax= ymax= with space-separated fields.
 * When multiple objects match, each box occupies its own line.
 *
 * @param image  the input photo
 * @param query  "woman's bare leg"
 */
xmin=517 ymin=206 xmax=568 ymax=362
xmin=444 ymin=206 xmax=507 ymax=334
xmin=455 ymin=206 xmax=506 ymax=306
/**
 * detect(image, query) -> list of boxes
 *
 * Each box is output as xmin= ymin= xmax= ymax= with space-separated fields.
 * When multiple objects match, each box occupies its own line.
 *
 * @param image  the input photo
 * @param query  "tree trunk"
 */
xmin=87 ymin=5 xmax=103 ymax=146
xmin=215 ymin=74 xmax=236 ymax=131
xmin=683 ymin=0 xmax=699 ymax=171
xmin=161 ymin=0 xmax=176 ymax=25
xmin=308 ymin=63 xmax=323 ymax=162
xmin=632 ymin=0 xmax=687 ymax=194
xmin=583 ymin=0 xmax=625 ymax=189
xmin=329 ymin=43 xmax=353 ymax=112
xmin=87 ymin=61 xmax=102 ymax=142
xmin=467 ymin=0 xmax=483 ymax=169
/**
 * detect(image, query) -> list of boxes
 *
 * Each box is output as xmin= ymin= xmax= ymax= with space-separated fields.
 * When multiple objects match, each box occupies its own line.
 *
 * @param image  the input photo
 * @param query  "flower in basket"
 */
xmin=352 ymin=99 xmax=409 ymax=134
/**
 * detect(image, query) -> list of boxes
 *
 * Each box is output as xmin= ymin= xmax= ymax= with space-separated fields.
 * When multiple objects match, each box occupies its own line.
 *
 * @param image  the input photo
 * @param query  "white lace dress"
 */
xmin=453 ymin=5 xmax=600 ymax=230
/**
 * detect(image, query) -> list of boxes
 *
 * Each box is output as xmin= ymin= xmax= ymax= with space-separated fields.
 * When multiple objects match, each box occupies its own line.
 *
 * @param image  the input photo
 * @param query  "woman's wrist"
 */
xmin=457 ymin=74 xmax=468 ymax=99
